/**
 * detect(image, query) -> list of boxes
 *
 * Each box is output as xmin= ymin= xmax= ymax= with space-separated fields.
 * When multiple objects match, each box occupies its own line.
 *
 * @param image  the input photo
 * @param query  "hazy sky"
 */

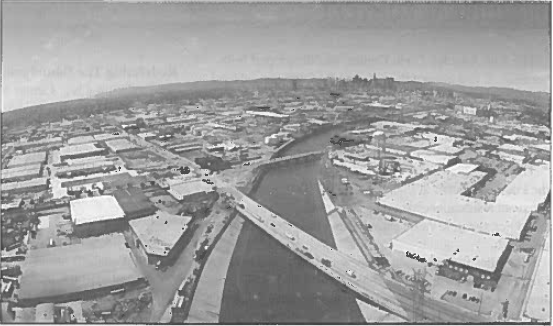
xmin=3 ymin=2 xmax=551 ymax=111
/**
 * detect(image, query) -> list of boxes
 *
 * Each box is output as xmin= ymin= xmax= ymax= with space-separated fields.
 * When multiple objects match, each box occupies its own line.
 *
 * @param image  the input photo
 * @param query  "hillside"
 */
xmin=2 ymin=77 xmax=550 ymax=129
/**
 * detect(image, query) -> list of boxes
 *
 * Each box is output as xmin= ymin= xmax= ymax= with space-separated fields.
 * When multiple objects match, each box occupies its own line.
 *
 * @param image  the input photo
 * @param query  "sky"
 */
xmin=3 ymin=2 xmax=551 ymax=111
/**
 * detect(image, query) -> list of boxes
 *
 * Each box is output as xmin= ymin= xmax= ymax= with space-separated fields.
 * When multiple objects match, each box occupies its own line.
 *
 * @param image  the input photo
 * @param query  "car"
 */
xmin=62 ymin=214 xmax=71 ymax=220
xmin=520 ymin=247 xmax=536 ymax=256
xmin=346 ymin=270 xmax=357 ymax=278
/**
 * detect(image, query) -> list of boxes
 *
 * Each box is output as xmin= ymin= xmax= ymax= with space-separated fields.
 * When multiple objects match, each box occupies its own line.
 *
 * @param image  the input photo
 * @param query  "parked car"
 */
xmin=346 ymin=270 xmax=357 ymax=278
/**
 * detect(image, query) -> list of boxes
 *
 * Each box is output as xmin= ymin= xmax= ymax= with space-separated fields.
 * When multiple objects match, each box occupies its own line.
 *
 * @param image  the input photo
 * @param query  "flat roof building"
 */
xmin=410 ymin=149 xmax=459 ymax=166
xmin=428 ymin=143 xmax=465 ymax=155
xmin=378 ymin=165 xmax=548 ymax=240
xmin=1 ymin=164 xmax=42 ymax=182
xmin=55 ymin=160 xmax=116 ymax=178
xmin=2 ymin=178 xmax=49 ymax=194
xmin=67 ymin=135 xmax=96 ymax=145
xmin=129 ymin=211 xmax=193 ymax=266
xmin=93 ymin=133 xmax=126 ymax=142
xmin=113 ymin=188 xmax=157 ymax=220
xmin=446 ymin=163 xmax=480 ymax=174
xmin=7 ymin=152 xmax=47 ymax=168
xmin=70 ymin=196 xmax=126 ymax=237
xmin=17 ymin=234 xmax=145 ymax=306
xmin=59 ymin=143 xmax=106 ymax=161
xmin=105 ymin=139 xmax=140 ymax=153
xmin=168 ymin=179 xmax=216 ymax=202
xmin=392 ymin=219 xmax=510 ymax=273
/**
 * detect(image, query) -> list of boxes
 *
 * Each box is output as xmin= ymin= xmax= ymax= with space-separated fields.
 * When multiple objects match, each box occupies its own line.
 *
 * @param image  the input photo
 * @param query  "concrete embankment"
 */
xmin=318 ymin=180 xmax=405 ymax=323
xmin=186 ymin=217 xmax=245 ymax=323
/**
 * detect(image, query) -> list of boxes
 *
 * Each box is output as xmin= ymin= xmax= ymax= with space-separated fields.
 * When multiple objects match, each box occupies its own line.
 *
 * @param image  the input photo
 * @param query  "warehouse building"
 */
xmin=17 ymin=234 xmax=146 ymax=306
xmin=93 ymin=133 xmax=126 ymax=142
xmin=105 ymin=139 xmax=140 ymax=153
xmin=9 ymin=137 xmax=62 ymax=151
xmin=1 ymin=164 xmax=43 ymax=183
xmin=129 ymin=211 xmax=193 ymax=266
xmin=168 ymin=179 xmax=216 ymax=202
xmin=7 ymin=152 xmax=47 ymax=168
xmin=113 ymin=188 xmax=157 ymax=220
xmin=410 ymin=149 xmax=460 ymax=166
xmin=67 ymin=135 xmax=96 ymax=145
xmin=70 ymin=196 xmax=126 ymax=238
xmin=2 ymin=178 xmax=49 ymax=194
xmin=55 ymin=160 xmax=116 ymax=178
xmin=392 ymin=219 xmax=510 ymax=281
xmin=59 ymin=143 xmax=106 ymax=161
xmin=378 ymin=163 xmax=550 ymax=240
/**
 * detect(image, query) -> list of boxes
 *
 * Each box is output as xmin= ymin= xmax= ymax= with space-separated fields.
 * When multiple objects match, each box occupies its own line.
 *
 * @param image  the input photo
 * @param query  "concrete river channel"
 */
xmin=216 ymin=125 xmax=368 ymax=323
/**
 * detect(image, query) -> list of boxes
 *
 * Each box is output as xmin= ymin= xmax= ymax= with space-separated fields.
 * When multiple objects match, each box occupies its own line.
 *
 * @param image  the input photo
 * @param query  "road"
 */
xmin=216 ymin=180 xmax=494 ymax=323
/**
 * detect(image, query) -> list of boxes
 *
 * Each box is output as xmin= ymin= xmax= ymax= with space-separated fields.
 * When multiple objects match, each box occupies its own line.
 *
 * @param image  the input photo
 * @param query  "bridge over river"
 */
xmin=214 ymin=179 xmax=495 ymax=323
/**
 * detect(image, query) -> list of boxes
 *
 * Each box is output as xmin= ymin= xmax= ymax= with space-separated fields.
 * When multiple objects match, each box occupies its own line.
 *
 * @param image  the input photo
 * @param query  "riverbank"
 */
xmin=186 ymin=216 xmax=245 ymax=323
xmin=318 ymin=180 xmax=405 ymax=323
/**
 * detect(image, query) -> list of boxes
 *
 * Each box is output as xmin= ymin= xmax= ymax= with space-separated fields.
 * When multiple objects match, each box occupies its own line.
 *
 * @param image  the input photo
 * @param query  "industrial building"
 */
xmin=168 ymin=179 xmax=216 ymax=202
xmin=378 ymin=163 xmax=551 ymax=240
xmin=59 ymin=143 xmax=106 ymax=161
xmin=2 ymin=178 xmax=49 ymax=194
xmin=8 ymin=137 xmax=62 ymax=151
xmin=105 ymin=139 xmax=140 ymax=153
xmin=17 ymin=234 xmax=145 ymax=306
xmin=138 ymin=132 xmax=157 ymax=141
xmin=93 ymin=133 xmax=126 ymax=142
xmin=129 ymin=211 xmax=193 ymax=266
xmin=410 ymin=149 xmax=460 ymax=166
xmin=7 ymin=152 xmax=47 ymax=168
xmin=69 ymin=196 xmax=126 ymax=237
xmin=1 ymin=164 xmax=43 ymax=183
xmin=67 ymin=135 xmax=96 ymax=145
xmin=55 ymin=160 xmax=116 ymax=178
xmin=113 ymin=188 xmax=157 ymax=220
xmin=392 ymin=219 xmax=510 ymax=280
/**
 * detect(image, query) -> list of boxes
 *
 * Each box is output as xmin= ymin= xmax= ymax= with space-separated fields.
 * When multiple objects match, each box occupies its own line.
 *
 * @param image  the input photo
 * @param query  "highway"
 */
xmin=216 ymin=180 xmax=495 ymax=323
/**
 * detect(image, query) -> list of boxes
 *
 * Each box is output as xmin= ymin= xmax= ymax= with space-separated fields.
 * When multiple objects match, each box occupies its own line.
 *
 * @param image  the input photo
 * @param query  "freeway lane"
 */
xmin=218 ymin=182 xmax=494 ymax=323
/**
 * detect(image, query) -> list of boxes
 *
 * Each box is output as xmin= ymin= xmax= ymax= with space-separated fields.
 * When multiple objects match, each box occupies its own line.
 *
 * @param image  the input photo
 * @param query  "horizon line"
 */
xmin=2 ymin=75 xmax=550 ymax=113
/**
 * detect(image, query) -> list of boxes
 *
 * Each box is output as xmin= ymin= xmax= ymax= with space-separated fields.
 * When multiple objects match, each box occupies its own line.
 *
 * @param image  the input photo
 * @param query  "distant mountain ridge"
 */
xmin=2 ymin=77 xmax=550 ymax=128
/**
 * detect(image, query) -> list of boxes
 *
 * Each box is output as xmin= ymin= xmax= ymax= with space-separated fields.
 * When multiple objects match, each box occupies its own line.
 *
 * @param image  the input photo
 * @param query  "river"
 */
xmin=219 ymin=126 xmax=365 ymax=323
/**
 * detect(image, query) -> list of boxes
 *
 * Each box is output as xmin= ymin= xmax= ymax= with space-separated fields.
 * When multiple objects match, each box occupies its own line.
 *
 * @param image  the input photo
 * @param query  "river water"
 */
xmin=219 ymin=127 xmax=365 ymax=323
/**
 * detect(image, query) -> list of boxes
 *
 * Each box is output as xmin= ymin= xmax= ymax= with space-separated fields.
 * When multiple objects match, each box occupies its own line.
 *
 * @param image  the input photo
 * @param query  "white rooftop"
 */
xmin=67 ymin=136 xmax=96 ymax=145
xmin=2 ymin=164 xmax=42 ymax=180
xmin=7 ymin=152 xmax=47 ymax=168
xmin=129 ymin=211 xmax=192 ymax=257
xmin=378 ymin=168 xmax=540 ymax=239
xmin=410 ymin=150 xmax=457 ymax=165
xmin=495 ymin=163 xmax=551 ymax=210
xmin=530 ymin=144 xmax=550 ymax=152
xmin=446 ymin=163 xmax=480 ymax=174
xmin=428 ymin=143 xmax=465 ymax=155
xmin=169 ymin=179 xmax=215 ymax=199
xmin=393 ymin=219 xmax=509 ymax=272
xmin=70 ymin=196 xmax=125 ymax=226
xmin=60 ymin=143 xmax=104 ymax=157
xmin=498 ymin=143 xmax=525 ymax=153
